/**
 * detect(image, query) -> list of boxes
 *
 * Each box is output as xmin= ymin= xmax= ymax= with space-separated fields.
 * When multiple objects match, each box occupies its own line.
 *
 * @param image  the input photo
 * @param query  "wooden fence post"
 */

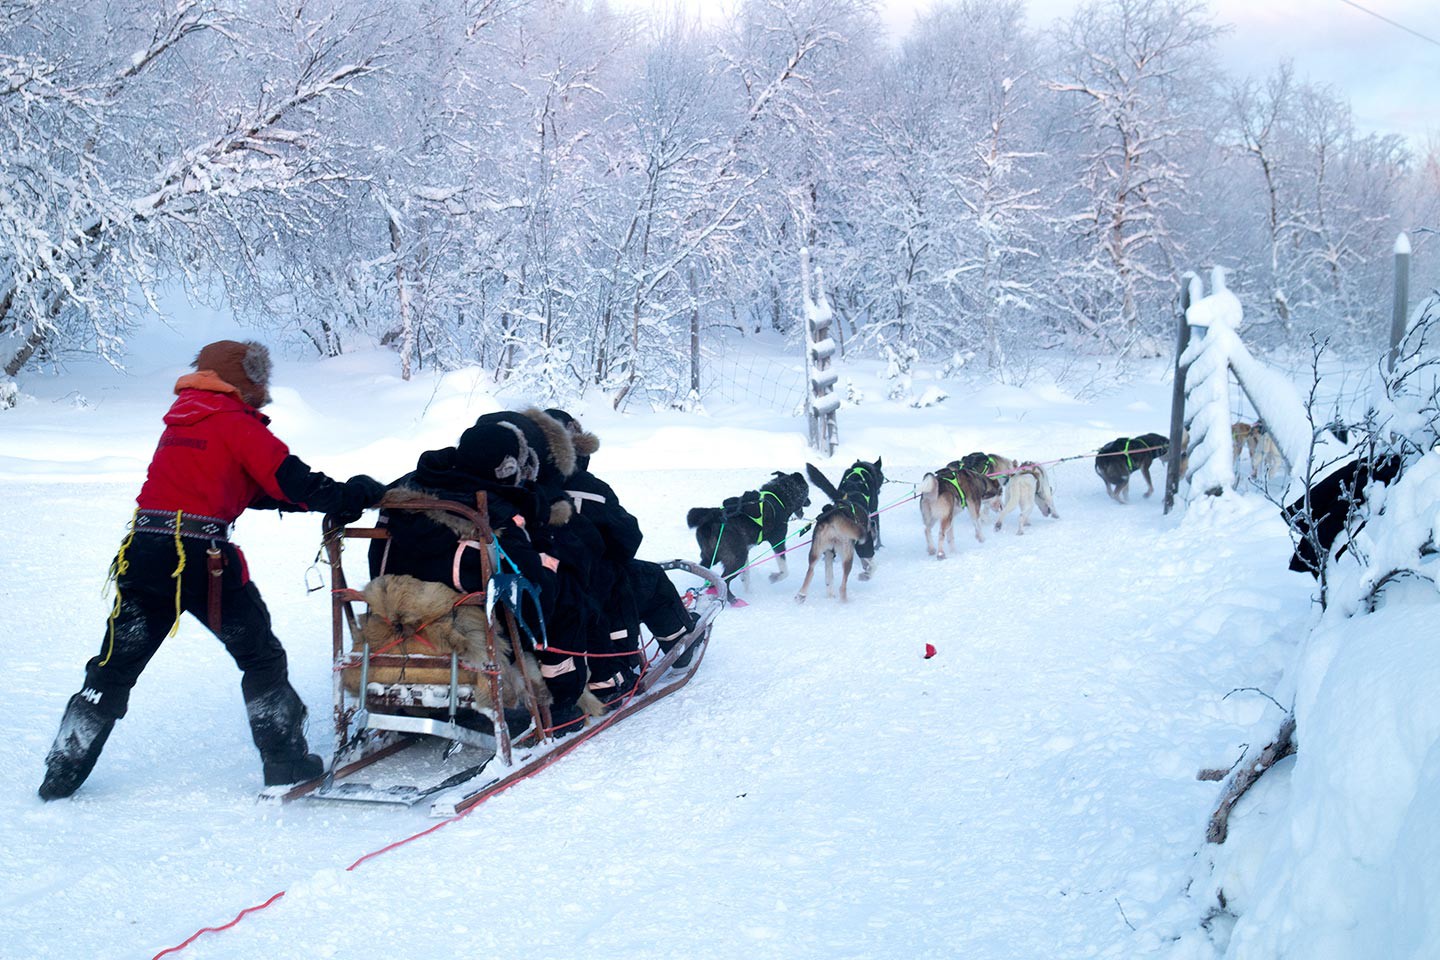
xmin=802 ymin=249 xmax=839 ymax=455
xmin=1389 ymin=233 xmax=1411 ymax=372
xmin=1164 ymin=273 xmax=1196 ymax=514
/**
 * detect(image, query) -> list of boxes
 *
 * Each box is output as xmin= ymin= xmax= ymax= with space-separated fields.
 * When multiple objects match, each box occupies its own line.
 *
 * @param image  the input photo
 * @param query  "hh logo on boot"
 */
xmin=80 ymin=688 xmax=102 ymax=705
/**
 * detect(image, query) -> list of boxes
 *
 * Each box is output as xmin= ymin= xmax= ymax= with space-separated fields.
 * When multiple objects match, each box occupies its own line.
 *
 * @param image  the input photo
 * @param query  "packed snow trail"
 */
xmin=3 ymin=451 xmax=1310 ymax=959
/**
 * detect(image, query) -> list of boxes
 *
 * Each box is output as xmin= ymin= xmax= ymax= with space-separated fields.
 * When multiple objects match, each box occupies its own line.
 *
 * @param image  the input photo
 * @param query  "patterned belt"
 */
xmin=133 ymin=509 xmax=232 ymax=541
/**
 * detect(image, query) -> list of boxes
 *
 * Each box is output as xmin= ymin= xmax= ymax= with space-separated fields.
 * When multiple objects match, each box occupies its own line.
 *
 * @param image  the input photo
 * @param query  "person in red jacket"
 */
xmin=38 ymin=340 xmax=386 ymax=800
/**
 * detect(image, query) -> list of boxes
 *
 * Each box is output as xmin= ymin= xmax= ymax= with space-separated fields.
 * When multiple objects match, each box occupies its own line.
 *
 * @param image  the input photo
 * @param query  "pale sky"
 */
xmin=879 ymin=0 xmax=1438 ymax=146
xmin=612 ymin=0 xmax=1436 ymax=147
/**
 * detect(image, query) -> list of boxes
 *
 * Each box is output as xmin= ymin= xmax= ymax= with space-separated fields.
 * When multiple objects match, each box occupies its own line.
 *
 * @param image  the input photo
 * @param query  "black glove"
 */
xmin=333 ymin=474 xmax=386 ymax=524
xmin=274 ymin=455 xmax=387 ymax=521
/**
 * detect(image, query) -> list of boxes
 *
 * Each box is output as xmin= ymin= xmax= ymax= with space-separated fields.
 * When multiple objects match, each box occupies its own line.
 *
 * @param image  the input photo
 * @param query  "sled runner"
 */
xmin=264 ymin=494 xmax=727 ymax=816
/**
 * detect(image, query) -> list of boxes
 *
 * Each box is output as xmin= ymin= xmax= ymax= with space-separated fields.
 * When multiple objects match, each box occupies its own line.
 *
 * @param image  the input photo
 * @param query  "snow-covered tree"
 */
xmin=1048 ymin=0 xmax=1221 ymax=350
xmin=0 ymin=0 xmax=392 ymax=393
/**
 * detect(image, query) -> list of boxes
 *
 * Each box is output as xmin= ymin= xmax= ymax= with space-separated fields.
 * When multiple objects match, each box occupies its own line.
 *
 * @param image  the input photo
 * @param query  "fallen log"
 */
xmin=1206 ymin=716 xmax=1296 ymax=844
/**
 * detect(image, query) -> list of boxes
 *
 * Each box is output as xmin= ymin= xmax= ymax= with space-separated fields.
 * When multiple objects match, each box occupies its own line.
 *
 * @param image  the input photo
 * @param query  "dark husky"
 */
xmin=797 ymin=458 xmax=884 ymax=602
xmin=1095 ymin=433 xmax=1169 ymax=502
xmin=686 ymin=471 xmax=810 ymax=593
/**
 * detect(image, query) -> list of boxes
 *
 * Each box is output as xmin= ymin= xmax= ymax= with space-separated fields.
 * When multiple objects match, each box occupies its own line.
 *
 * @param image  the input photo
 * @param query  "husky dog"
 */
xmin=952 ymin=452 xmax=1014 ymax=540
xmin=957 ymin=452 xmax=1015 ymax=494
xmin=918 ymin=465 xmax=963 ymax=559
xmin=1233 ymin=420 xmax=1286 ymax=483
xmin=1095 ymin=433 xmax=1169 ymax=502
xmin=992 ymin=462 xmax=1059 ymax=535
xmin=686 ymin=471 xmax=810 ymax=592
xmin=1231 ymin=421 xmax=1257 ymax=465
xmin=797 ymin=458 xmax=884 ymax=602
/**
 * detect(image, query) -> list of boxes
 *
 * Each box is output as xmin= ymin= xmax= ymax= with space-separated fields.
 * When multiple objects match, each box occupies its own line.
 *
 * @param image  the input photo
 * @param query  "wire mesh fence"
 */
xmin=699 ymin=348 xmax=807 ymax=413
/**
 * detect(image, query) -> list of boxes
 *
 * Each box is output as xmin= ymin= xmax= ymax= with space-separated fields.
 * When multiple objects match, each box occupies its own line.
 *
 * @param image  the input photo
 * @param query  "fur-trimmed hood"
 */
xmin=475 ymin=408 xmax=593 ymax=483
xmin=542 ymin=408 xmax=601 ymax=472
xmin=471 ymin=408 xmax=594 ymax=526
xmin=382 ymin=485 xmax=489 ymax=540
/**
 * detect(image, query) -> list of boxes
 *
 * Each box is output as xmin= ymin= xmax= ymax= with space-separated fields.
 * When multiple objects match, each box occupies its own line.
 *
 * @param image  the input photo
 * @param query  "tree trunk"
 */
xmin=387 ymin=204 xmax=414 ymax=381
xmin=689 ymin=266 xmax=700 ymax=396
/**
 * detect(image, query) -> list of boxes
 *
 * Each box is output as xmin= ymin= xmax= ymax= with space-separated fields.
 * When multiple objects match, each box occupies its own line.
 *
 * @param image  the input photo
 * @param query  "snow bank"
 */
xmin=1166 ymin=330 xmax=1440 ymax=958
xmin=1192 ymin=600 xmax=1440 ymax=960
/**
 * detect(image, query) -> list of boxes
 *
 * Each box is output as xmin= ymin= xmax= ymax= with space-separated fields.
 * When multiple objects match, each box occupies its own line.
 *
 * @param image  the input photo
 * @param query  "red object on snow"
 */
xmin=923 ymin=643 xmax=937 ymax=659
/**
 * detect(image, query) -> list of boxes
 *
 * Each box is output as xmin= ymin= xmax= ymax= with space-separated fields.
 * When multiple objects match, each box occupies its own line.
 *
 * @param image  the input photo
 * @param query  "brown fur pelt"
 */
xmin=356 ymin=574 xmax=543 ymax=709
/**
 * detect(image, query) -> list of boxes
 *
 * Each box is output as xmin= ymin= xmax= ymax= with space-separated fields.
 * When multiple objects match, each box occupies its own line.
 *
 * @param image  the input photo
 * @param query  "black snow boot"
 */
xmin=245 ymin=681 xmax=325 ymax=787
xmin=542 ymin=666 xmax=589 ymax=739
xmin=546 ymin=699 xmax=587 ymax=739
xmin=38 ymin=694 xmax=116 ymax=801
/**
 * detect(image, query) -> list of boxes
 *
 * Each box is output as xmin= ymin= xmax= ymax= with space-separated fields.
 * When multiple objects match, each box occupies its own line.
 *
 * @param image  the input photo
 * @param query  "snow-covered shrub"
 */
xmin=878 ymin=338 xmax=919 ymax=402
xmin=909 ymin=386 xmax=948 ymax=408
xmin=1169 ymin=293 xmax=1440 ymax=959
xmin=843 ymin=378 xmax=865 ymax=407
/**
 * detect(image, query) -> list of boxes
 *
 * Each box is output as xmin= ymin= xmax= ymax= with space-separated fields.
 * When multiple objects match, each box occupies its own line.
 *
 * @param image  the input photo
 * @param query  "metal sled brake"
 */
xmin=265 ymin=492 xmax=728 ymax=817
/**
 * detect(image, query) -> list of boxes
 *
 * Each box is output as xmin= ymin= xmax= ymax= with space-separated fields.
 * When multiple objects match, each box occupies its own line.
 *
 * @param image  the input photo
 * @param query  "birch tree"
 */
xmin=1049 ymin=0 xmax=1221 ymax=349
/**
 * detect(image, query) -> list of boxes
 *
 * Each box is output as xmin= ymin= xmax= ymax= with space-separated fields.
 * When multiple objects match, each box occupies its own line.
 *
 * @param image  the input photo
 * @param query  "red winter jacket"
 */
xmin=135 ymin=372 xmax=293 ymax=523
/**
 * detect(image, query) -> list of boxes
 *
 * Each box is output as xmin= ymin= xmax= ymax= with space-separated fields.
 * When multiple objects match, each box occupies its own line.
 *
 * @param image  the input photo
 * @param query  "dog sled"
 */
xmin=264 ymin=494 xmax=727 ymax=817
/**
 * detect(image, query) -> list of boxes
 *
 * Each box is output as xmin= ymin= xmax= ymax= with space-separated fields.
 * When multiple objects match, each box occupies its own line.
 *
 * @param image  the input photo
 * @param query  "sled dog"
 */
xmin=992 ymin=462 xmax=1059 ymax=535
xmin=797 ymin=458 xmax=884 ymax=601
xmin=1233 ymin=420 xmax=1286 ymax=483
xmin=686 ymin=471 xmax=810 ymax=592
xmin=1095 ymin=433 xmax=1169 ymax=503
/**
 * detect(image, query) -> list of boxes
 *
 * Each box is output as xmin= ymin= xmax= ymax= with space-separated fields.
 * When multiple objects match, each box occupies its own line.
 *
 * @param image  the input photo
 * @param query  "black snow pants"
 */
xmin=79 ymin=533 xmax=291 ymax=720
xmin=613 ymin=559 xmax=691 ymax=649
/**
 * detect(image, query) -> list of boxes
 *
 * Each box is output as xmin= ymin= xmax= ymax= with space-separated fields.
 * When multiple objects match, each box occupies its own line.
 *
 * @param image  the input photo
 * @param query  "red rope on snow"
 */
xmin=149 ymin=631 xmax=682 ymax=958
xmin=151 ymin=890 xmax=288 ymax=958
xmin=150 ymin=737 xmax=582 ymax=960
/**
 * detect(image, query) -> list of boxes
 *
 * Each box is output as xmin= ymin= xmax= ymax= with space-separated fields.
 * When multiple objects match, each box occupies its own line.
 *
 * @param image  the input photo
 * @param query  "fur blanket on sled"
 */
xmin=356 ymin=573 xmax=545 ymax=709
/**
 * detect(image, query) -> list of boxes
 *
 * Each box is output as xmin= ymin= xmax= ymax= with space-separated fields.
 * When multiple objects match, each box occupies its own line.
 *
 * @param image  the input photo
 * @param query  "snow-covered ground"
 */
xmin=0 ymin=325 xmax=1344 ymax=959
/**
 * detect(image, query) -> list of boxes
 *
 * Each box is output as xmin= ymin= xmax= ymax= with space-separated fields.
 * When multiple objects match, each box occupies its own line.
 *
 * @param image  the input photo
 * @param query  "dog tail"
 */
xmin=918 ymin=472 xmax=939 ymax=501
xmin=687 ymin=506 xmax=722 ymax=530
xmin=806 ymin=463 xmax=841 ymax=503
xmin=1034 ymin=468 xmax=1058 ymax=518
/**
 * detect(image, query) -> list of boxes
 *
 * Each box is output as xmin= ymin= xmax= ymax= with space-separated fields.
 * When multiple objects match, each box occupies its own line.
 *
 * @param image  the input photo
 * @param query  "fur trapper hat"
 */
xmin=193 ymin=340 xmax=272 ymax=408
xmin=456 ymin=420 xmax=534 ymax=485
xmin=542 ymin=408 xmax=601 ymax=469
xmin=474 ymin=408 xmax=584 ymax=482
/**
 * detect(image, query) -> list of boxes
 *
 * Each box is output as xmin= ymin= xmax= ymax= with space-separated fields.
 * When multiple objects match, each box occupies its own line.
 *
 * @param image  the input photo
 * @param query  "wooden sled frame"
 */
xmin=323 ymin=491 xmax=539 ymax=769
xmin=272 ymin=493 xmax=732 ymax=815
